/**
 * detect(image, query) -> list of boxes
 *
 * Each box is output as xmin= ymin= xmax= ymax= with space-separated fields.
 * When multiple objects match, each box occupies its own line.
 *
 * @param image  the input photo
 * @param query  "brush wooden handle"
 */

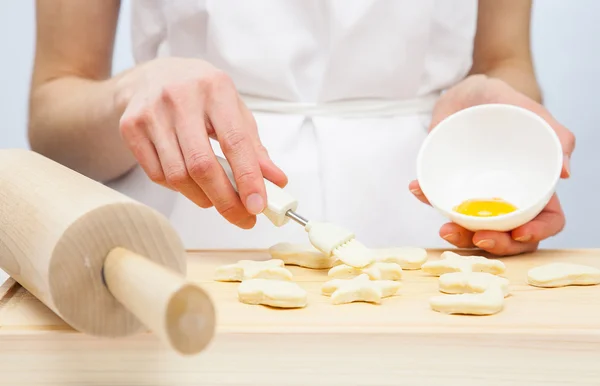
xmin=215 ymin=155 xmax=298 ymax=226
xmin=0 ymin=149 xmax=216 ymax=354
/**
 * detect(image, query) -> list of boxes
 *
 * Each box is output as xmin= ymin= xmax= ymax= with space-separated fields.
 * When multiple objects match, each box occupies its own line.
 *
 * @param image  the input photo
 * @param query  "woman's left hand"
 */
xmin=409 ymin=74 xmax=576 ymax=256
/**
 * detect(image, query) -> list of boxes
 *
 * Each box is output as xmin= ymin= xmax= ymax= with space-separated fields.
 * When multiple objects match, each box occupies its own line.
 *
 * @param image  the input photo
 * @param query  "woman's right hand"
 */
xmin=113 ymin=57 xmax=288 ymax=229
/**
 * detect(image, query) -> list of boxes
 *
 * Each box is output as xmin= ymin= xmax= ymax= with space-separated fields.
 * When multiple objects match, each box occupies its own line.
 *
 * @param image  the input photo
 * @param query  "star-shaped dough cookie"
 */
xmin=321 ymin=274 xmax=400 ymax=305
xmin=214 ymin=259 xmax=292 ymax=282
xmin=328 ymin=262 xmax=402 ymax=281
xmin=422 ymin=251 xmax=505 ymax=276
xmin=268 ymin=242 xmax=336 ymax=269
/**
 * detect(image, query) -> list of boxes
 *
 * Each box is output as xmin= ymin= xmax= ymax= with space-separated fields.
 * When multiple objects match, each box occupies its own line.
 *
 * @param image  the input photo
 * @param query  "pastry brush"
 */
xmin=216 ymin=155 xmax=374 ymax=267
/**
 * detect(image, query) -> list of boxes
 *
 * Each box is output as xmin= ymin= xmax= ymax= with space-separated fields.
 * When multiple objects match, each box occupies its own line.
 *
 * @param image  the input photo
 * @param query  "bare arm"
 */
xmin=469 ymin=0 xmax=542 ymax=103
xmin=28 ymin=0 xmax=135 ymax=182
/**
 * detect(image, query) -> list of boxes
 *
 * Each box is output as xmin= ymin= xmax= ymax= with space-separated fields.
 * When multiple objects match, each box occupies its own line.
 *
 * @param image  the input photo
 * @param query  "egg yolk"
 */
xmin=453 ymin=198 xmax=517 ymax=217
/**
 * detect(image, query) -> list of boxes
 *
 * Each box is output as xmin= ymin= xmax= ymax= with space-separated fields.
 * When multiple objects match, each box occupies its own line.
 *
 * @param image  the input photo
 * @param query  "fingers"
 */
xmin=144 ymin=100 xmax=215 ymax=210
xmin=438 ymin=222 xmax=475 ymax=248
xmin=119 ymin=116 xmax=170 ymax=189
xmin=440 ymin=195 xmax=564 ymax=256
xmin=439 ymin=222 xmax=539 ymax=256
xmin=206 ymin=71 xmax=267 ymax=216
xmin=408 ymin=180 xmax=431 ymax=205
xmin=510 ymin=194 xmax=565 ymax=243
xmin=164 ymin=84 xmax=256 ymax=229
xmin=471 ymin=231 xmax=539 ymax=256
xmin=239 ymin=100 xmax=288 ymax=188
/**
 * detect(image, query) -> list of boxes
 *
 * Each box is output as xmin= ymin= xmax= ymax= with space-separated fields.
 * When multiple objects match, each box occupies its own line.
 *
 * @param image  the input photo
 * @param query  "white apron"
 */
xmin=108 ymin=0 xmax=478 ymax=249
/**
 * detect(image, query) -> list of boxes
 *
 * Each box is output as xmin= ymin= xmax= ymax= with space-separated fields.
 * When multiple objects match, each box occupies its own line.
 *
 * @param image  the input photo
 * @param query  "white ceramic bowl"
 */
xmin=416 ymin=103 xmax=563 ymax=232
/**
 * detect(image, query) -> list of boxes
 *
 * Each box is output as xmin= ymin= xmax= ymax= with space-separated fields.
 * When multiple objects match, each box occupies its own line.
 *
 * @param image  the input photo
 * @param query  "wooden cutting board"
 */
xmin=0 ymin=248 xmax=599 ymax=386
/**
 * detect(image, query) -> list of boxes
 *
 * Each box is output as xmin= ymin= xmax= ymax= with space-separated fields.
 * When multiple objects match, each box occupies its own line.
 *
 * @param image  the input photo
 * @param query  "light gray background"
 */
xmin=1 ymin=0 xmax=598 ymax=248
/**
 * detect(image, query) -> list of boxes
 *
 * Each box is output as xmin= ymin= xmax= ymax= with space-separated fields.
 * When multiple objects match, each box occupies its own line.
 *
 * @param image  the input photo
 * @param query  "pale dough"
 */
xmin=328 ymin=262 xmax=403 ymax=281
xmin=304 ymin=221 xmax=354 ymax=256
xmin=374 ymin=247 xmax=428 ymax=270
xmin=429 ymin=285 xmax=505 ymax=315
xmin=439 ymin=272 xmax=510 ymax=297
xmin=214 ymin=259 xmax=292 ymax=282
xmin=321 ymin=274 xmax=400 ymax=305
xmin=237 ymin=279 xmax=307 ymax=308
xmin=331 ymin=239 xmax=375 ymax=268
xmin=422 ymin=251 xmax=505 ymax=276
xmin=527 ymin=262 xmax=600 ymax=288
xmin=268 ymin=242 xmax=336 ymax=269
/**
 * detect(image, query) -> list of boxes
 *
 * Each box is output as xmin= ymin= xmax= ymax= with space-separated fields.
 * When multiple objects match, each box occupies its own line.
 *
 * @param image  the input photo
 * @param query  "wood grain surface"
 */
xmin=0 ymin=248 xmax=599 ymax=385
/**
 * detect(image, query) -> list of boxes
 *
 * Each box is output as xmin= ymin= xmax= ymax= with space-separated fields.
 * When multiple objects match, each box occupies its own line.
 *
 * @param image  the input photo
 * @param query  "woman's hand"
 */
xmin=409 ymin=75 xmax=576 ymax=256
xmin=114 ymin=57 xmax=288 ymax=229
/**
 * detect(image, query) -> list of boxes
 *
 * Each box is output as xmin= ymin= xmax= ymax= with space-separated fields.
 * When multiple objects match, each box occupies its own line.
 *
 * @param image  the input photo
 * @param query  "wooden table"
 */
xmin=0 ymin=248 xmax=599 ymax=385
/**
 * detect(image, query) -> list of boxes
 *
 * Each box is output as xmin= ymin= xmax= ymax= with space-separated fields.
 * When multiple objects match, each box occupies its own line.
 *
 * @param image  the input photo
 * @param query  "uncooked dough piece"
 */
xmin=328 ymin=262 xmax=403 ymax=281
xmin=527 ymin=262 xmax=600 ymax=288
xmin=439 ymin=272 xmax=510 ymax=297
xmin=429 ymin=285 xmax=505 ymax=315
xmin=422 ymin=251 xmax=505 ymax=276
xmin=214 ymin=259 xmax=292 ymax=282
xmin=374 ymin=247 xmax=428 ymax=270
xmin=237 ymin=279 xmax=307 ymax=308
xmin=268 ymin=242 xmax=336 ymax=269
xmin=321 ymin=274 xmax=400 ymax=305
xmin=304 ymin=221 xmax=355 ymax=256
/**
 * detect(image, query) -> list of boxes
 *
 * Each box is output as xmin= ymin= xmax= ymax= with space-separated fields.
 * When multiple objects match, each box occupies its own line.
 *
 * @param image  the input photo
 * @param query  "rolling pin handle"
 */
xmin=103 ymin=247 xmax=216 ymax=355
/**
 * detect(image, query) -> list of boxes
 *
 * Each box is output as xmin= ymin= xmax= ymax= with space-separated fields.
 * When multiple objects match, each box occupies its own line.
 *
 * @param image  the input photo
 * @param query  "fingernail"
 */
xmin=564 ymin=155 xmax=571 ymax=178
xmin=475 ymin=239 xmax=495 ymax=249
xmin=245 ymin=193 xmax=264 ymax=215
xmin=515 ymin=234 xmax=532 ymax=242
xmin=442 ymin=233 xmax=459 ymax=243
xmin=410 ymin=188 xmax=423 ymax=195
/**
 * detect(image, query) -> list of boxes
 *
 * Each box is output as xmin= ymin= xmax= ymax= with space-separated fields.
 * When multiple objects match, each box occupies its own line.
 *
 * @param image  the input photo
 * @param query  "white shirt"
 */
xmin=108 ymin=0 xmax=478 ymax=249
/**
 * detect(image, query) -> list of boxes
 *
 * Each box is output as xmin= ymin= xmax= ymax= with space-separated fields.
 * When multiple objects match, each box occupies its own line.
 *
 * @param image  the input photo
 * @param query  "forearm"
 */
xmin=28 ymin=74 xmax=136 ymax=182
xmin=469 ymin=60 xmax=542 ymax=104
xmin=470 ymin=0 xmax=541 ymax=103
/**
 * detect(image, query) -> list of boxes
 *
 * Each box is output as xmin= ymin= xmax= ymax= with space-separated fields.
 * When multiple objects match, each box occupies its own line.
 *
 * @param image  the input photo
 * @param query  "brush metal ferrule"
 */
xmin=286 ymin=210 xmax=308 ymax=227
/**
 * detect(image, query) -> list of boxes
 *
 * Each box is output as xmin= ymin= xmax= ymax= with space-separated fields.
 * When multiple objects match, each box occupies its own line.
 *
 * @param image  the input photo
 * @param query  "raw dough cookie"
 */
xmin=429 ymin=285 xmax=505 ymax=315
xmin=321 ymin=274 xmax=401 ymax=305
xmin=214 ymin=259 xmax=292 ymax=282
xmin=527 ymin=262 xmax=600 ymax=288
xmin=268 ymin=242 xmax=336 ymax=269
xmin=422 ymin=251 xmax=505 ymax=276
xmin=328 ymin=262 xmax=403 ymax=281
xmin=439 ymin=272 xmax=510 ymax=297
xmin=237 ymin=279 xmax=307 ymax=308
xmin=374 ymin=247 xmax=428 ymax=270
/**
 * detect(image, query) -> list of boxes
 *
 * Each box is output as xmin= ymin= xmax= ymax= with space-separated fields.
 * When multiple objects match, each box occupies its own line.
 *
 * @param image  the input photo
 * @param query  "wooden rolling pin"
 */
xmin=0 ymin=149 xmax=215 ymax=355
